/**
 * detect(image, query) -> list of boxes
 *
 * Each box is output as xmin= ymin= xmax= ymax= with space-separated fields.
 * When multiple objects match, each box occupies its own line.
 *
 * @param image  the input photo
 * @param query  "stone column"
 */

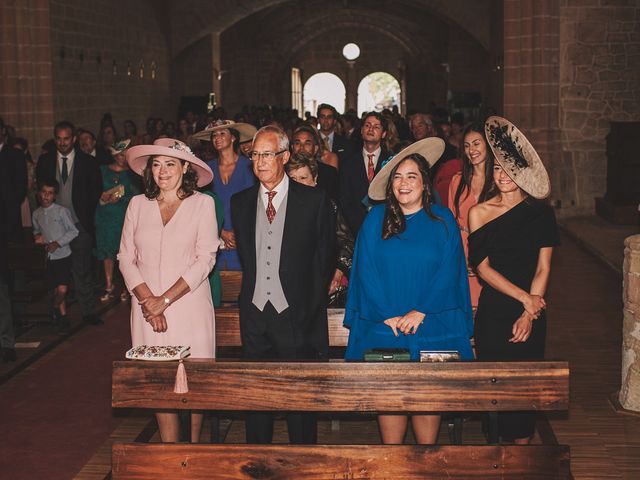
xmin=620 ymin=234 xmax=640 ymax=412
xmin=503 ymin=0 xmax=562 ymax=208
xmin=0 ymin=0 xmax=54 ymax=149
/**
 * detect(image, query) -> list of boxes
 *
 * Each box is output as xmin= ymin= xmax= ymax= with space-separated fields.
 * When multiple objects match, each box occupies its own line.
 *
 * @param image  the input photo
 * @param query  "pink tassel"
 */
xmin=174 ymin=359 xmax=189 ymax=394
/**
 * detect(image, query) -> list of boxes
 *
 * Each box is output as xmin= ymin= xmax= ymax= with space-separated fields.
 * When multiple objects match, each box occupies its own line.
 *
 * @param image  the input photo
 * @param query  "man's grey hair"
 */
xmin=253 ymin=125 xmax=289 ymax=151
xmin=410 ymin=113 xmax=433 ymax=126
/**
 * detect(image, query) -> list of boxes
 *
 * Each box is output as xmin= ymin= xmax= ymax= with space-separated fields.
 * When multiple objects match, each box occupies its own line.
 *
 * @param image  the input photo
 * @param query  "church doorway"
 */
xmin=357 ymin=72 xmax=401 ymax=116
xmin=303 ymin=72 xmax=346 ymax=117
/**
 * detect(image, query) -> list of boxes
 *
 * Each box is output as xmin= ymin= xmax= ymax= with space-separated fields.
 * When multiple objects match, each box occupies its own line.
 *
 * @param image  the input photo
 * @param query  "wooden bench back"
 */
xmin=216 ymin=307 xmax=348 ymax=347
xmin=112 ymin=359 xmax=569 ymax=412
xmin=219 ymin=271 xmax=242 ymax=303
xmin=112 ymin=443 xmax=571 ymax=479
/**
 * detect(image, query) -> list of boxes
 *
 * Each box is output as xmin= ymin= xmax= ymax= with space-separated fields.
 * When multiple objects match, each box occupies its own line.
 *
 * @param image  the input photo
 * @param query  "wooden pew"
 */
xmin=112 ymin=360 xmax=571 ymax=479
xmin=215 ymin=306 xmax=348 ymax=348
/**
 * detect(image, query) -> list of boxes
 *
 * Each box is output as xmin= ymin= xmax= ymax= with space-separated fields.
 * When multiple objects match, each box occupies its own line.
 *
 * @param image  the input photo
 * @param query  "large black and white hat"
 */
xmin=484 ymin=116 xmax=551 ymax=199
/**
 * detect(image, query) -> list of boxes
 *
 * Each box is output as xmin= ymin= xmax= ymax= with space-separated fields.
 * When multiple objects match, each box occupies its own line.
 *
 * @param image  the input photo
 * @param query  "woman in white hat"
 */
xmin=192 ymin=120 xmax=256 ymax=270
xmin=344 ymin=138 xmax=474 ymax=444
xmin=118 ymin=138 xmax=219 ymax=443
xmin=468 ymin=116 xmax=560 ymax=444
xmin=95 ymin=140 xmax=140 ymax=303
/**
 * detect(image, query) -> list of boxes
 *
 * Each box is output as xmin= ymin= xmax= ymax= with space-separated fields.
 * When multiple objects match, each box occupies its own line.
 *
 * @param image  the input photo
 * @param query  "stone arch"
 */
xmin=357 ymin=72 xmax=402 ymax=115
xmin=303 ymin=72 xmax=347 ymax=114
xmin=170 ymin=0 xmax=491 ymax=59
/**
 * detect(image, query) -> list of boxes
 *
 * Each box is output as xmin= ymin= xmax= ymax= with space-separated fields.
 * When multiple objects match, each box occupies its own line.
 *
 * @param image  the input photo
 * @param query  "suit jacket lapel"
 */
xmin=245 ymin=184 xmax=259 ymax=274
xmin=280 ymin=181 xmax=300 ymax=273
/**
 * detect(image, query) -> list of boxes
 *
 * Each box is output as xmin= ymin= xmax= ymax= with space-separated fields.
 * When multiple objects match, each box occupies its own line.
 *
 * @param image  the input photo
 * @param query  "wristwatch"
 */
xmin=163 ymin=296 xmax=171 ymax=306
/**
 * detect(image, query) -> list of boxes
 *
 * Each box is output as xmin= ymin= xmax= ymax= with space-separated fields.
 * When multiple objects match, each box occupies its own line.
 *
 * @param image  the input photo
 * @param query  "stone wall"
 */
xmin=621 ymin=234 xmax=640 ymax=412
xmin=49 ymin=0 xmax=171 ymax=139
xmin=0 ymin=0 xmax=54 ymax=151
xmin=559 ymin=0 xmax=640 ymax=215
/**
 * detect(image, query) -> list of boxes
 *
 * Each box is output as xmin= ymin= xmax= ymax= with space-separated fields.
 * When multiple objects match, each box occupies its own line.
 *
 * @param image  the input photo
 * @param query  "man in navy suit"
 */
xmin=339 ymin=112 xmax=392 ymax=235
xmin=231 ymin=125 xmax=334 ymax=444
xmin=317 ymin=103 xmax=353 ymax=163
xmin=36 ymin=121 xmax=103 ymax=325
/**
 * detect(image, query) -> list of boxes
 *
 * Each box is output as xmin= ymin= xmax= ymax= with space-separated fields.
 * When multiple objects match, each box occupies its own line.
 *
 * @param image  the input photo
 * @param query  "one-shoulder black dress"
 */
xmin=468 ymin=198 xmax=559 ymax=440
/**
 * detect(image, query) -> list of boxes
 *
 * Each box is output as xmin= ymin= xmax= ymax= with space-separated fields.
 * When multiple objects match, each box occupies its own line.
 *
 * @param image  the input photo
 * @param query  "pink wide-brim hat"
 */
xmin=125 ymin=138 xmax=214 ymax=187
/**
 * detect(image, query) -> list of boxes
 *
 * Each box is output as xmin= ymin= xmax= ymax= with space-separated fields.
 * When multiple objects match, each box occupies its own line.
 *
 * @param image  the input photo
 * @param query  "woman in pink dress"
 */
xmin=119 ymin=138 xmax=219 ymax=443
xmin=447 ymin=122 xmax=495 ymax=312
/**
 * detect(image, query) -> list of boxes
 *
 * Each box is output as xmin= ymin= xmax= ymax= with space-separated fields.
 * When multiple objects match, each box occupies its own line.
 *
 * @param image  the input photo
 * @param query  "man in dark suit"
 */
xmin=317 ymin=103 xmax=353 ymax=163
xmin=339 ymin=111 xmax=392 ymax=235
xmin=231 ymin=125 xmax=334 ymax=444
xmin=0 ymin=118 xmax=26 ymax=362
xmin=36 ymin=121 xmax=103 ymax=325
xmin=78 ymin=129 xmax=112 ymax=165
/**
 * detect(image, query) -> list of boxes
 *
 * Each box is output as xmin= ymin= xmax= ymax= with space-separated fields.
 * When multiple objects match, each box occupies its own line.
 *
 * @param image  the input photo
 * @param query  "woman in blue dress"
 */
xmin=193 ymin=120 xmax=256 ymax=271
xmin=344 ymin=137 xmax=474 ymax=445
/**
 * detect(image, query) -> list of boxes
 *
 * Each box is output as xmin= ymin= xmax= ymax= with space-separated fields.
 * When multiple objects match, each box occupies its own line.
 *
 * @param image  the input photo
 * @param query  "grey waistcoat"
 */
xmin=56 ymin=160 xmax=79 ymax=223
xmin=252 ymin=190 xmax=289 ymax=313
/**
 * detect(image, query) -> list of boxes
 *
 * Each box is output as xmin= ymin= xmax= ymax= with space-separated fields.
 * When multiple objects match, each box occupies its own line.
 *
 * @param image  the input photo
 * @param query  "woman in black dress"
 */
xmin=468 ymin=116 xmax=560 ymax=444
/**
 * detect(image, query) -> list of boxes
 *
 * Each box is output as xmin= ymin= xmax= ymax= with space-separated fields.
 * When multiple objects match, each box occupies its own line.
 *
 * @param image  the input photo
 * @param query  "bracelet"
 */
xmin=163 ymin=296 xmax=171 ymax=306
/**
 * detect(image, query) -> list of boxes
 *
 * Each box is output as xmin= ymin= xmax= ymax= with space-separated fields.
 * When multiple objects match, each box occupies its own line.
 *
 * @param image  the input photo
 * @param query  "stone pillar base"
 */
xmin=620 ymin=235 xmax=640 ymax=412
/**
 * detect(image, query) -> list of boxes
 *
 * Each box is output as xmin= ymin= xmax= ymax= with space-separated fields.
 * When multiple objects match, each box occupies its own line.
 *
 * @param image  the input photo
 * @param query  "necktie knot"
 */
xmin=266 ymin=191 xmax=277 ymax=223
xmin=367 ymin=154 xmax=375 ymax=183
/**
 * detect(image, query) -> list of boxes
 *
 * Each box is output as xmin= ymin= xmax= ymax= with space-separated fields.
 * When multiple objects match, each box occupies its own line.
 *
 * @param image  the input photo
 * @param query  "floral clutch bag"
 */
xmin=125 ymin=345 xmax=191 ymax=361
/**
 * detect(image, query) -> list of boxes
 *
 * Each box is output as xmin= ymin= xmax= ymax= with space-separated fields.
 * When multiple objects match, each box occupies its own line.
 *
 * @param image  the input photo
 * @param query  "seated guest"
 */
xmin=344 ymin=138 xmax=474 ymax=445
xmin=192 ymin=120 xmax=256 ymax=271
xmin=286 ymin=152 xmax=354 ymax=296
xmin=291 ymin=125 xmax=339 ymax=201
xmin=32 ymin=179 xmax=79 ymax=332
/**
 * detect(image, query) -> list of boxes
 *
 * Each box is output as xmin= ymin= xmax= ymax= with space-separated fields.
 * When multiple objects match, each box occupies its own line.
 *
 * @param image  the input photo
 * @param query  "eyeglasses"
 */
xmin=250 ymin=150 xmax=287 ymax=161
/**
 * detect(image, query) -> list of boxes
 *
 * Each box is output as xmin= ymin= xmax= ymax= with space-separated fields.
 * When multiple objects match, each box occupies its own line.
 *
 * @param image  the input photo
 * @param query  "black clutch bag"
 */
xmin=364 ymin=348 xmax=411 ymax=362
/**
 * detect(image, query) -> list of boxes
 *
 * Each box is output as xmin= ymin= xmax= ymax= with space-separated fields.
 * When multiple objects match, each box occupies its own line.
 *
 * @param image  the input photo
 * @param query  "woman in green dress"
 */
xmin=95 ymin=140 xmax=140 ymax=302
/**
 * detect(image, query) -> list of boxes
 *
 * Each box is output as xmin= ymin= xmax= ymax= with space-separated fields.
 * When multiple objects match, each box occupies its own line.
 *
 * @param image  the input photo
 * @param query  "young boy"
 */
xmin=32 ymin=179 xmax=78 ymax=332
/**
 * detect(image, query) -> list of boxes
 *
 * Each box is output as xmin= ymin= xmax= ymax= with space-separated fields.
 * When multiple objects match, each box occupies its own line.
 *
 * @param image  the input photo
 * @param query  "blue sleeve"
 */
xmin=343 ymin=207 xmax=396 ymax=327
xmin=414 ymin=209 xmax=472 ymax=319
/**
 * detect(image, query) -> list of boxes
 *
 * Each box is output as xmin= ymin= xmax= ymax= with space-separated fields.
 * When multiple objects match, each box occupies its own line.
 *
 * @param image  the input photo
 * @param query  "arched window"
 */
xmin=357 ymin=72 xmax=401 ymax=116
xmin=303 ymin=72 xmax=346 ymax=117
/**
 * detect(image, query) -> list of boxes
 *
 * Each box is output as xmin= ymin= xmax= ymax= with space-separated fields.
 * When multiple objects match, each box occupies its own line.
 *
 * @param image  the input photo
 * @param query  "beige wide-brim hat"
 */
xmin=191 ymin=120 xmax=257 ymax=143
xmin=125 ymin=138 xmax=214 ymax=187
xmin=108 ymin=139 xmax=131 ymax=156
xmin=368 ymin=137 xmax=445 ymax=201
xmin=484 ymin=116 xmax=550 ymax=199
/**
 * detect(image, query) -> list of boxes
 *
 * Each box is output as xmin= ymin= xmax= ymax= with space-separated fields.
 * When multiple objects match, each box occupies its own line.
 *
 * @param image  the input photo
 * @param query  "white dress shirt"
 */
xmin=362 ymin=146 xmax=382 ymax=172
xmin=259 ymin=173 xmax=289 ymax=213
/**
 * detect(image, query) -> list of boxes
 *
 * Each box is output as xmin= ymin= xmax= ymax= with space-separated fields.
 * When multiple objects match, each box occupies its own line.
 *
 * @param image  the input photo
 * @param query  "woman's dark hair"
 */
xmin=382 ymin=153 xmax=441 ymax=240
xmin=211 ymin=127 xmax=240 ymax=154
xmin=452 ymin=122 xmax=496 ymax=219
xmin=143 ymin=156 xmax=198 ymax=200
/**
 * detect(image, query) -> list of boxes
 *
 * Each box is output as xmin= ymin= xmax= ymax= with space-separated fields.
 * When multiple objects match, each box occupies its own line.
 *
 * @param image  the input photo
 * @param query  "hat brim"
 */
xmin=125 ymin=144 xmax=213 ymax=187
xmin=191 ymin=122 xmax=257 ymax=143
xmin=484 ymin=116 xmax=550 ymax=199
xmin=368 ymin=137 xmax=445 ymax=201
